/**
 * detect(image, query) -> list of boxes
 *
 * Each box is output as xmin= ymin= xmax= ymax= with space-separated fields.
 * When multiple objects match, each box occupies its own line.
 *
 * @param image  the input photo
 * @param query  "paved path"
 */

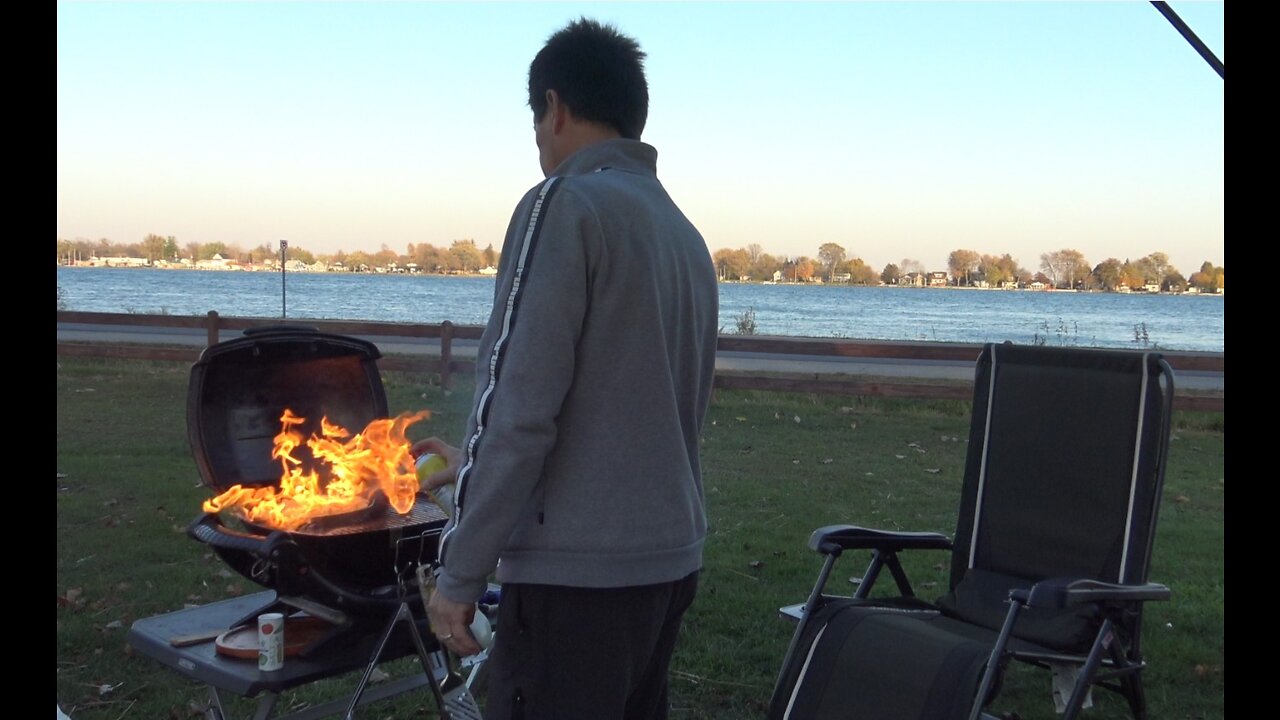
xmin=56 ymin=322 xmax=1223 ymax=392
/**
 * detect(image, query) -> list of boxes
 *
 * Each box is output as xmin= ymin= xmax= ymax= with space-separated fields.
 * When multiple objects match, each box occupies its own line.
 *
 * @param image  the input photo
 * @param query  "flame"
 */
xmin=202 ymin=408 xmax=429 ymax=531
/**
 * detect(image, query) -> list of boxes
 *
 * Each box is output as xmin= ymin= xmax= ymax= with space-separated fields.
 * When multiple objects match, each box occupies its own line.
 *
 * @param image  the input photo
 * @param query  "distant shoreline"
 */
xmin=55 ymin=263 xmax=1224 ymax=298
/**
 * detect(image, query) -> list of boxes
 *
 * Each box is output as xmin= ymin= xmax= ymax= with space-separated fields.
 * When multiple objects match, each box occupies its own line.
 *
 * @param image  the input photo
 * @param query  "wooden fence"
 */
xmin=56 ymin=310 xmax=1224 ymax=411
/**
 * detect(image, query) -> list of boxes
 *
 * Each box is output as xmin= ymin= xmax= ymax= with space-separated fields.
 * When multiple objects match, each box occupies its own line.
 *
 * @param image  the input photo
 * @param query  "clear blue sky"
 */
xmin=57 ymin=1 xmax=1224 ymax=277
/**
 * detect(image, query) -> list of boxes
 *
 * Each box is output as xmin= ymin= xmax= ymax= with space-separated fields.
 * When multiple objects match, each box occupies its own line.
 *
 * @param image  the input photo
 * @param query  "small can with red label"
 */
xmin=258 ymin=613 xmax=285 ymax=671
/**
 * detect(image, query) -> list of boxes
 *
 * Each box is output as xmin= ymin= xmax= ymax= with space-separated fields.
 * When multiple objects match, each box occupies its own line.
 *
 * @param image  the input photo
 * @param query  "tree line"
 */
xmin=55 ymin=235 xmax=500 ymax=274
xmin=712 ymin=243 xmax=1224 ymax=293
xmin=56 ymin=235 xmax=1224 ymax=294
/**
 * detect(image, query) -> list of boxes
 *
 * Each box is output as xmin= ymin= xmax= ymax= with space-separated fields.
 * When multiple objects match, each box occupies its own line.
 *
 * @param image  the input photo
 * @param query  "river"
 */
xmin=56 ymin=267 xmax=1224 ymax=352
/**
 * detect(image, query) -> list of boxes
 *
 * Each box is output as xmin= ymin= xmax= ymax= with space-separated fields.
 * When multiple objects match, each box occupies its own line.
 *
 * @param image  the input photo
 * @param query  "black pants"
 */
xmin=482 ymin=571 xmax=700 ymax=720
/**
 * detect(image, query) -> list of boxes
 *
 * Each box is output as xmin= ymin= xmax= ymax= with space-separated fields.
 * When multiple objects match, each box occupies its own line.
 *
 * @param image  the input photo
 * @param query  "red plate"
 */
xmin=214 ymin=616 xmax=337 ymax=660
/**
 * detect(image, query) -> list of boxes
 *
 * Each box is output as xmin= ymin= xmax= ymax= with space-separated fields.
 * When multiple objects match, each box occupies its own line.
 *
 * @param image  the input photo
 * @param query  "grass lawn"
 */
xmin=56 ymin=356 xmax=1223 ymax=719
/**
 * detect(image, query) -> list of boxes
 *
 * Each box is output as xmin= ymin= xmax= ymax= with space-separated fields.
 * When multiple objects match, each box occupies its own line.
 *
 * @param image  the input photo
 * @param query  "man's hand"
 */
xmin=427 ymin=587 xmax=484 ymax=658
xmin=411 ymin=437 xmax=462 ymax=490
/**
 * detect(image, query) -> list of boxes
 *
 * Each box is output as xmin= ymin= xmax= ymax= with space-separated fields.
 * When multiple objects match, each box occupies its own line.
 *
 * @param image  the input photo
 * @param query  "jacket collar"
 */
xmin=550 ymin=138 xmax=658 ymax=178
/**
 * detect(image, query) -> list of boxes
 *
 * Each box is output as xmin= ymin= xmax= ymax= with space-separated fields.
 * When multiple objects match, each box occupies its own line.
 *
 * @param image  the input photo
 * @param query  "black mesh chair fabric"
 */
xmin=769 ymin=343 xmax=1175 ymax=720
xmin=776 ymin=603 xmax=990 ymax=720
xmin=954 ymin=345 xmax=1165 ymax=588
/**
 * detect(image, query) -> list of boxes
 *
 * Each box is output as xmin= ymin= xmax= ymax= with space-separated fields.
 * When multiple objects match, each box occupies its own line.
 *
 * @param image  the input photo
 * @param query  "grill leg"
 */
xmin=204 ymin=686 xmax=228 ymax=720
xmin=203 ymin=685 xmax=279 ymax=720
xmin=250 ymin=691 xmax=280 ymax=720
xmin=342 ymin=601 xmax=448 ymax=720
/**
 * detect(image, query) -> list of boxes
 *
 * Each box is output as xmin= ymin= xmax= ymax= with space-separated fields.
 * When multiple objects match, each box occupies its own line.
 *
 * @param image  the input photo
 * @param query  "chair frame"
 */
xmin=772 ymin=342 xmax=1176 ymax=720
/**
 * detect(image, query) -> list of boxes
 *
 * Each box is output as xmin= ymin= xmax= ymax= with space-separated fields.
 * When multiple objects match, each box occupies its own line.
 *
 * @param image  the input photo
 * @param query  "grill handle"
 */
xmin=187 ymin=514 xmax=288 ymax=554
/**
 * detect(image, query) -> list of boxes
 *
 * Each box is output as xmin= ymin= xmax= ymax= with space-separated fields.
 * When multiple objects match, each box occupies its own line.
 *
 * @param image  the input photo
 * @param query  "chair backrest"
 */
xmin=939 ymin=343 xmax=1174 ymax=647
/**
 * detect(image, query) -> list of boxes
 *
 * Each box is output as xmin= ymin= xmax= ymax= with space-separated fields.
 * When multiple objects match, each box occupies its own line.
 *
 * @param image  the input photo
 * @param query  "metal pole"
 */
xmin=1150 ymin=1 xmax=1224 ymax=79
xmin=279 ymin=240 xmax=288 ymax=319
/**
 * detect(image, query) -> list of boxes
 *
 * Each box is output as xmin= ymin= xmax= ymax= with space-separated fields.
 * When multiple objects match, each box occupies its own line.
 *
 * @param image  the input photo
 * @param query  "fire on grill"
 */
xmin=203 ymin=408 xmax=428 ymax=531
xmin=184 ymin=325 xmax=451 ymax=615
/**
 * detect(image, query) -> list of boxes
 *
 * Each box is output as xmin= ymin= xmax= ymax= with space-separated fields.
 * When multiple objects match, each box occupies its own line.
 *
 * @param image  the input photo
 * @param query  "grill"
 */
xmin=128 ymin=325 xmax=488 ymax=719
xmin=184 ymin=325 xmax=449 ymax=616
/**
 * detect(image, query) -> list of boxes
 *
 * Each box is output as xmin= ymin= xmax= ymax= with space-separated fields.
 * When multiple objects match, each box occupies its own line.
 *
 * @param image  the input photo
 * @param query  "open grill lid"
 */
xmin=187 ymin=325 xmax=388 ymax=493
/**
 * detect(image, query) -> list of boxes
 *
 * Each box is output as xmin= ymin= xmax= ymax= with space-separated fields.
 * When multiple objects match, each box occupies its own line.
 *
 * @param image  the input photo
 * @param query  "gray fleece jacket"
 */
xmin=434 ymin=138 xmax=719 ymax=603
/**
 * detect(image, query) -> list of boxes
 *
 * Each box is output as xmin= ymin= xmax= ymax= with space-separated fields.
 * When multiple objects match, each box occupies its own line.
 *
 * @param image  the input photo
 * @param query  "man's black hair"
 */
xmin=528 ymin=17 xmax=649 ymax=140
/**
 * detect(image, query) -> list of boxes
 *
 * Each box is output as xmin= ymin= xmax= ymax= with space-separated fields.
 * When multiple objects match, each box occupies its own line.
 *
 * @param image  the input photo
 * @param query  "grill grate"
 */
xmin=289 ymin=497 xmax=449 ymax=537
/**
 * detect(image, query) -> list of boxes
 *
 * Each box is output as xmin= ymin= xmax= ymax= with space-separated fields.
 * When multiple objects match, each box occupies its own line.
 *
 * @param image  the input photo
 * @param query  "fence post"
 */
xmin=440 ymin=321 xmax=454 ymax=390
xmin=206 ymin=310 xmax=220 ymax=347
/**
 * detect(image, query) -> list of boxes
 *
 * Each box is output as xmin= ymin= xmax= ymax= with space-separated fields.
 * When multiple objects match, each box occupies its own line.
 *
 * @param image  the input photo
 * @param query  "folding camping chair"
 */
xmin=769 ymin=342 xmax=1175 ymax=720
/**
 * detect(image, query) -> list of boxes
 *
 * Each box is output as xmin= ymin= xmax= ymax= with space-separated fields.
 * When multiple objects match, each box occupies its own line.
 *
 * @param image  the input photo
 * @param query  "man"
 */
xmin=414 ymin=17 xmax=719 ymax=720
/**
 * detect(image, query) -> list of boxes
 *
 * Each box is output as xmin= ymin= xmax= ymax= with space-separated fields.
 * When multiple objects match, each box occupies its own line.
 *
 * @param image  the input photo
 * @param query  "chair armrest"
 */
xmin=1013 ymin=577 xmax=1172 ymax=609
xmin=807 ymin=524 xmax=952 ymax=555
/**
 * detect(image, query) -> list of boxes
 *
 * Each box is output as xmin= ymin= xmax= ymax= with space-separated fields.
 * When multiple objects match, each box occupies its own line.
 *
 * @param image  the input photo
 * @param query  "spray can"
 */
xmin=416 ymin=453 xmax=456 ymax=518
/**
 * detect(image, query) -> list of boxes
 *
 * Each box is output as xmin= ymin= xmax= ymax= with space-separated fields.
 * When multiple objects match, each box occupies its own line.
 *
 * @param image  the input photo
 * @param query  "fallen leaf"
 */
xmin=821 ymin=458 xmax=833 ymax=464
xmin=59 ymin=588 xmax=84 ymax=608
xmin=97 ymin=682 xmax=122 ymax=697
xmin=924 ymin=468 xmax=941 ymax=474
xmin=105 ymin=620 xmax=123 ymax=630
xmin=792 ymin=459 xmax=801 ymax=465
xmin=735 ymin=416 xmax=747 ymax=422
xmin=1175 ymin=495 xmax=1191 ymax=505
xmin=849 ymin=422 xmax=858 ymax=430
xmin=748 ymin=560 xmax=764 ymax=569
xmin=894 ymin=454 xmax=905 ymax=460
xmin=793 ymin=415 xmax=801 ymax=424
xmin=369 ymin=667 xmax=391 ymax=683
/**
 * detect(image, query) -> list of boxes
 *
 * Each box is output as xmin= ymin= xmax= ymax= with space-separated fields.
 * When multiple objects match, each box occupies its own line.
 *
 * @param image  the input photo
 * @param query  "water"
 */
xmin=56 ymin=267 xmax=1224 ymax=352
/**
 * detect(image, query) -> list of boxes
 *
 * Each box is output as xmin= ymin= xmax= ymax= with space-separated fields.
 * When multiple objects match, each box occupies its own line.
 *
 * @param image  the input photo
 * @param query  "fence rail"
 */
xmin=56 ymin=310 xmax=1223 ymax=411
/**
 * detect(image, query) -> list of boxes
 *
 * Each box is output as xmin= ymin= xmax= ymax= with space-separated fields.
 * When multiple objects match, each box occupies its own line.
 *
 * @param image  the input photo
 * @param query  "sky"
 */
xmin=57 ymin=1 xmax=1224 ymax=277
